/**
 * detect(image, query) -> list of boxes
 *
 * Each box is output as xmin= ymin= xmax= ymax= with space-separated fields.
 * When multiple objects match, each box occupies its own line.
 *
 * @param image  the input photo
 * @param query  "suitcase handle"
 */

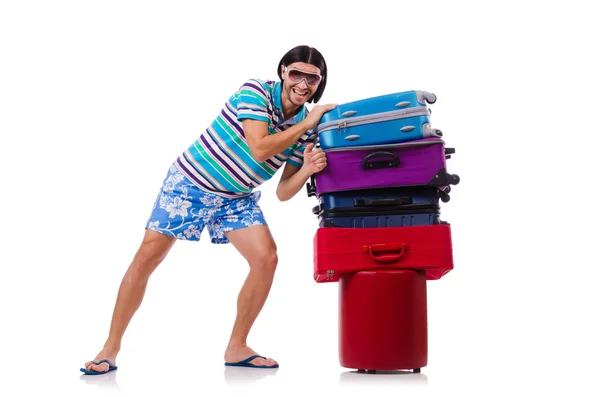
xmin=354 ymin=197 xmax=412 ymax=207
xmin=362 ymin=151 xmax=400 ymax=170
xmin=364 ymin=243 xmax=406 ymax=263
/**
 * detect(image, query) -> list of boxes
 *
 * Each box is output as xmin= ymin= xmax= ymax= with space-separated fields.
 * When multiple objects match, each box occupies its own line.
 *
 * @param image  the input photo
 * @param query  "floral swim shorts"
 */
xmin=145 ymin=164 xmax=267 ymax=244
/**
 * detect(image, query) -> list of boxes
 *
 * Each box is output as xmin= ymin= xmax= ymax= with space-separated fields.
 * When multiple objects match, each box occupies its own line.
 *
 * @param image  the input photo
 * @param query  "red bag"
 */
xmin=313 ymin=224 xmax=454 ymax=282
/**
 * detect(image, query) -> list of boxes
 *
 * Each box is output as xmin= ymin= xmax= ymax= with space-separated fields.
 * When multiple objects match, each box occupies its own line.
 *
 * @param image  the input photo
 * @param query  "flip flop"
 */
xmin=224 ymin=354 xmax=279 ymax=368
xmin=80 ymin=359 xmax=118 ymax=375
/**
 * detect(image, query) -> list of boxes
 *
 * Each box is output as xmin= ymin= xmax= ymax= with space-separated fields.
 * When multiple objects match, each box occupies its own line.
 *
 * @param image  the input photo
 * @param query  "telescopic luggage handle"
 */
xmin=362 ymin=151 xmax=400 ymax=170
xmin=305 ymin=141 xmax=320 ymax=197
xmin=305 ymin=175 xmax=316 ymax=197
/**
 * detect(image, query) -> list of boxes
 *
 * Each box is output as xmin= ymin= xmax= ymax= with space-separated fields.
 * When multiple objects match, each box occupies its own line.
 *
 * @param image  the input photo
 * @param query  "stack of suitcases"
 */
xmin=306 ymin=90 xmax=459 ymax=373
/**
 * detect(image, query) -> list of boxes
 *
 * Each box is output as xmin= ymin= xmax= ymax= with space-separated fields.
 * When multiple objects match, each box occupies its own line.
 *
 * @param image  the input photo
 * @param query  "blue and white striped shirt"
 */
xmin=175 ymin=79 xmax=315 ymax=198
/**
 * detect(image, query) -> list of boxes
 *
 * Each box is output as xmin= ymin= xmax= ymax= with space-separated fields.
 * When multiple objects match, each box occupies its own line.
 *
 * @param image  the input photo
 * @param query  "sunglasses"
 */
xmin=285 ymin=66 xmax=322 ymax=86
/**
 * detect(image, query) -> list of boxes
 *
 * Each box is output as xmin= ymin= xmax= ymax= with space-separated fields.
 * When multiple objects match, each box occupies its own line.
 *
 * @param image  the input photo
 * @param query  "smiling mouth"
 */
xmin=292 ymin=88 xmax=308 ymax=97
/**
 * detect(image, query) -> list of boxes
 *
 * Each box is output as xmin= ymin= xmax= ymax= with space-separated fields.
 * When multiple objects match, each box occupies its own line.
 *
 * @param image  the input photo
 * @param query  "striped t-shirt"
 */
xmin=176 ymin=79 xmax=315 ymax=198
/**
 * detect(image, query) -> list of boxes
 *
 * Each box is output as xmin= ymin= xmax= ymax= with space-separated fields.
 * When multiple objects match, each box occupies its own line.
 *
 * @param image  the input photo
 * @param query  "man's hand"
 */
xmin=304 ymin=103 xmax=337 ymax=130
xmin=301 ymin=143 xmax=327 ymax=175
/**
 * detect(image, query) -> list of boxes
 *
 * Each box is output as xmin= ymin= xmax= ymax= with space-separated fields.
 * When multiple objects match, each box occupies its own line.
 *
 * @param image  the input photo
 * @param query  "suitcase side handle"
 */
xmin=364 ymin=243 xmax=406 ymax=263
xmin=362 ymin=151 xmax=400 ymax=170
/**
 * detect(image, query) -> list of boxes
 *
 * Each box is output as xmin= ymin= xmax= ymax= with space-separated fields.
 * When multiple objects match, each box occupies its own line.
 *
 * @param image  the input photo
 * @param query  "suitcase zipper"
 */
xmin=314 ymin=202 xmax=440 ymax=216
xmin=316 ymin=107 xmax=430 ymax=134
xmin=319 ymin=207 xmax=440 ymax=218
xmin=323 ymin=138 xmax=444 ymax=153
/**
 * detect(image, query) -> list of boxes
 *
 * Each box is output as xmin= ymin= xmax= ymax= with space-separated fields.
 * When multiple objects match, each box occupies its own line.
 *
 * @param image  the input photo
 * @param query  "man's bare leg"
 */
xmin=223 ymin=225 xmax=279 ymax=367
xmin=83 ymin=229 xmax=176 ymax=373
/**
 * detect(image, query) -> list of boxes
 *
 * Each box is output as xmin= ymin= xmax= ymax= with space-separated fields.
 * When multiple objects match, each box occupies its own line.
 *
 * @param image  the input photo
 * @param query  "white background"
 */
xmin=1 ymin=0 xmax=599 ymax=396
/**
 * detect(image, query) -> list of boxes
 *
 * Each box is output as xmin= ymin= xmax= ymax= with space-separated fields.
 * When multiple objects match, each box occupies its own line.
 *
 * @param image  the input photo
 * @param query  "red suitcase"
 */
xmin=313 ymin=224 xmax=453 ymax=282
xmin=339 ymin=270 xmax=428 ymax=372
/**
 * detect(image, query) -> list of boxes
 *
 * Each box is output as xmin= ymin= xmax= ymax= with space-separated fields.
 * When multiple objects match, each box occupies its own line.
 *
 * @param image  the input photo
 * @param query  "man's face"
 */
xmin=281 ymin=62 xmax=322 ymax=107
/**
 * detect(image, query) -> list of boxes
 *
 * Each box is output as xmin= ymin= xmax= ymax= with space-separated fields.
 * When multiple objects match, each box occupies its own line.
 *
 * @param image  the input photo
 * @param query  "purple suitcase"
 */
xmin=307 ymin=138 xmax=459 ymax=197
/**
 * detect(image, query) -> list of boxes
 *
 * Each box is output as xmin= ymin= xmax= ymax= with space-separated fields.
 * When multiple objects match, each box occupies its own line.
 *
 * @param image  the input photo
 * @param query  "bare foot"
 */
xmin=224 ymin=344 xmax=278 ymax=367
xmin=83 ymin=348 xmax=119 ymax=373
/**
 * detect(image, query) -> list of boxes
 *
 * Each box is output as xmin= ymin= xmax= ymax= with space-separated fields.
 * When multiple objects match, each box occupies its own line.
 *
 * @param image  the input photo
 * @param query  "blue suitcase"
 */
xmin=316 ymin=90 xmax=442 ymax=150
xmin=312 ymin=187 xmax=444 ymax=228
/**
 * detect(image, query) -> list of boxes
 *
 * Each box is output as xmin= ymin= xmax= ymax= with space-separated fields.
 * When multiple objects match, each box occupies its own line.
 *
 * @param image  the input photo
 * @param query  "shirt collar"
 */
xmin=273 ymin=81 xmax=283 ymax=113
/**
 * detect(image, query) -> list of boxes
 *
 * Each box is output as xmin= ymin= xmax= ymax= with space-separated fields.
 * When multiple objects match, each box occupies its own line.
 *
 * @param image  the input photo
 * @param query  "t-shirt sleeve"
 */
xmin=236 ymin=79 xmax=270 ymax=123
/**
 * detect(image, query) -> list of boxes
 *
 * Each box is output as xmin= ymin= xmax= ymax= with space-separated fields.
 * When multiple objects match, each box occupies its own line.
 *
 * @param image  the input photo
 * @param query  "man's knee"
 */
xmin=249 ymin=247 xmax=278 ymax=272
xmin=130 ymin=240 xmax=169 ymax=277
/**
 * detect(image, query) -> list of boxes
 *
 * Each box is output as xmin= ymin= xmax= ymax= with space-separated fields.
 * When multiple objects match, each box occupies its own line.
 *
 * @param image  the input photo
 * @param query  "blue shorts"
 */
xmin=145 ymin=164 xmax=268 ymax=244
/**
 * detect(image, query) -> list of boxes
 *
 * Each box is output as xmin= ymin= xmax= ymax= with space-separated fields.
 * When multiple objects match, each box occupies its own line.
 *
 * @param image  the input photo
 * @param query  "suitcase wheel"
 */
xmin=449 ymin=174 xmax=460 ymax=185
xmin=440 ymin=189 xmax=450 ymax=203
xmin=413 ymin=368 xmax=421 ymax=373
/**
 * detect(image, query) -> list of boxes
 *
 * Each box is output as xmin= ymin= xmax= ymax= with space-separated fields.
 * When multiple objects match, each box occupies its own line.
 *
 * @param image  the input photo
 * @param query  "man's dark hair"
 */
xmin=277 ymin=45 xmax=327 ymax=103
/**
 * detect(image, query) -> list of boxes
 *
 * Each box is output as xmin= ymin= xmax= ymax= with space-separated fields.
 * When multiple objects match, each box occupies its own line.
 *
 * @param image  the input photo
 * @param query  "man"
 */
xmin=81 ymin=45 xmax=336 ymax=374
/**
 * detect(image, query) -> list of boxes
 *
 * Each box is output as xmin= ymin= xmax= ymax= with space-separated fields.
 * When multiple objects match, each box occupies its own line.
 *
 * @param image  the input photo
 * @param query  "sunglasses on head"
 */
xmin=285 ymin=66 xmax=322 ymax=86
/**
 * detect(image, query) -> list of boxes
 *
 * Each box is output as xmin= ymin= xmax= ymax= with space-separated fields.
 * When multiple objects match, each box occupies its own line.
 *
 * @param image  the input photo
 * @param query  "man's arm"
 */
xmin=276 ymin=143 xmax=326 ymax=201
xmin=243 ymin=103 xmax=336 ymax=162
xmin=242 ymin=118 xmax=311 ymax=162
xmin=275 ymin=162 xmax=312 ymax=202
